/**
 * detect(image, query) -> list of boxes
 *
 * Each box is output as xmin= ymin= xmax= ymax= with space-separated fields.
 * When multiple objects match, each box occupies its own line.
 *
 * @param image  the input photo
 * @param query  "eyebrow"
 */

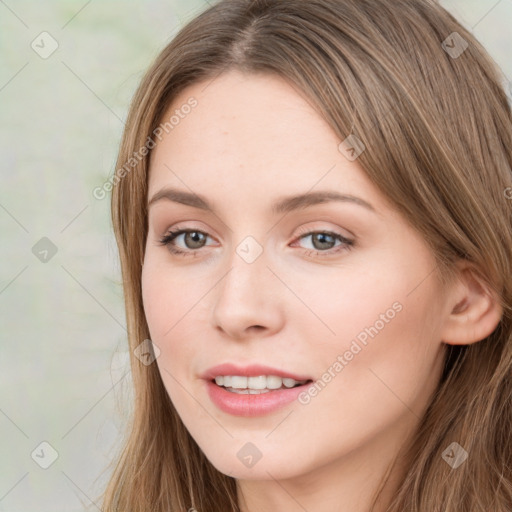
xmin=147 ymin=187 xmax=377 ymax=215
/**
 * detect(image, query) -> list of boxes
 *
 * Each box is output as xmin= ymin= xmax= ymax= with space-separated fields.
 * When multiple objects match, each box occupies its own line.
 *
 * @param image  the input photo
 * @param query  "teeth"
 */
xmin=228 ymin=388 xmax=271 ymax=394
xmin=214 ymin=375 xmax=307 ymax=390
xmin=283 ymin=378 xmax=299 ymax=388
xmin=266 ymin=375 xmax=282 ymax=389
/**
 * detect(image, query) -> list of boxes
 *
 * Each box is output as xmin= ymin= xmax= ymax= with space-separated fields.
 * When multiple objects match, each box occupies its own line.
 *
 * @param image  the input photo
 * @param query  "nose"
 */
xmin=211 ymin=242 xmax=284 ymax=341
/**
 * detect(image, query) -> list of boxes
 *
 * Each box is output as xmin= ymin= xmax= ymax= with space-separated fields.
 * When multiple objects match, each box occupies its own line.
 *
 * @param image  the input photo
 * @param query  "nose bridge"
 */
xmin=220 ymin=234 xmax=269 ymax=302
xmin=211 ymin=233 xmax=283 ymax=337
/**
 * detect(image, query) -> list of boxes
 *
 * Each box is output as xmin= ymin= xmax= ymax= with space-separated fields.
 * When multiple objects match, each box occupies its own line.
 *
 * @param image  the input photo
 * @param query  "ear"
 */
xmin=440 ymin=261 xmax=503 ymax=346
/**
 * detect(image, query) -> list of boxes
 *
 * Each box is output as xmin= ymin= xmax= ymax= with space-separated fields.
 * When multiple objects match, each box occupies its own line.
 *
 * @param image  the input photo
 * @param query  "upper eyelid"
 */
xmin=161 ymin=218 xmax=353 ymax=236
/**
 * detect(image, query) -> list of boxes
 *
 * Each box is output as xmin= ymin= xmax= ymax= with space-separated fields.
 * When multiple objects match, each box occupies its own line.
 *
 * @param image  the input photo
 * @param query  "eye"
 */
xmin=292 ymin=227 xmax=354 ymax=256
xmin=158 ymin=228 xmax=213 ymax=256
xmin=158 ymin=226 xmax=355 ymax=258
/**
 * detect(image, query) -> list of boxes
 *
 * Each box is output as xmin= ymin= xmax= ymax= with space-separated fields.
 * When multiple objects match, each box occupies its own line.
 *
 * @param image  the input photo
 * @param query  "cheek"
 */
xmin=300 ymin=250 xmax=445 ymax=401
xmin=141 ymin=259 xmax=208 ymax=379
xmin=141 ymin=263 xmax=196 ymax=408
xmin=141 ymin=256 xmax=197 ymax=340
xmin=323 ymin=287 xmax=443 ymax=428
xmin=141 ymin=269 xmax=168 ymax=340
xmin=287 ymin=254 xmax=408 ymax=354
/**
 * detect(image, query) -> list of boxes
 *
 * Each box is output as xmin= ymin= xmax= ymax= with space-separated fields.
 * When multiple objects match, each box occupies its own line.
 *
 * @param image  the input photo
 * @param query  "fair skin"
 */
xmin=141 ymin=70 xmax=502 ymax=512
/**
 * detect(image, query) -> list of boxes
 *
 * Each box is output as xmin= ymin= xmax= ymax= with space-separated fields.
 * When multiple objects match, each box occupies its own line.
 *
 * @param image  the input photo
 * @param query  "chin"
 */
xmin=202 ymin=446 xmax=308 ymax=481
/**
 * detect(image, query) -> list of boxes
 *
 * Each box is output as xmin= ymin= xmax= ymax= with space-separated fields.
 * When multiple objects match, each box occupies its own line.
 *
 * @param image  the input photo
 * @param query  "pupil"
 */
xmin=313 ymin=233 xmax=334 ymax=250
xmin=186 ymin=231 xmax=205 ymax=249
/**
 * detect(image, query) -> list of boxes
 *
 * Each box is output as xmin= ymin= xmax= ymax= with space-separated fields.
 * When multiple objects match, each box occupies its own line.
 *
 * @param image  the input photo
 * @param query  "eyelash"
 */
xmin=157 ymin=226 xmax=354 ymax=258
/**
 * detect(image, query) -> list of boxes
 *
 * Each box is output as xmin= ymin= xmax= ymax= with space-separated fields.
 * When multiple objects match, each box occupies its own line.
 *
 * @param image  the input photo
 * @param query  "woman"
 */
xmin=100 ymin=0 xmax=512 ymax=510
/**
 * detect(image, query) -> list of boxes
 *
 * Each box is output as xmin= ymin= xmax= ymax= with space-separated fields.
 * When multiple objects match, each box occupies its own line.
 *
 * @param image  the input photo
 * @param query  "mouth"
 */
xmin=205 ymin=376 xmax=314 ymax=416
xmin=212 ymin=375 xmax=313 ymax=394
xmin=201 ymin=363 xmax=314 ymax=416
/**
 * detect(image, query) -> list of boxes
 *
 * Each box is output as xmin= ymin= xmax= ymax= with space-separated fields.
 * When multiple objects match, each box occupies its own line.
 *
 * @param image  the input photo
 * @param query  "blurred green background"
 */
xmin=0 ymin=1 xmax=510 ymax=510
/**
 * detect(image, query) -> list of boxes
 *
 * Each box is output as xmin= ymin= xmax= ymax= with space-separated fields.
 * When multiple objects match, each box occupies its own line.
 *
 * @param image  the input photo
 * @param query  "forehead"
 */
xmin=147 ymin=70 xmax=386 ymax=215
xmin=153 ymin=70 xmax=333 ymax=158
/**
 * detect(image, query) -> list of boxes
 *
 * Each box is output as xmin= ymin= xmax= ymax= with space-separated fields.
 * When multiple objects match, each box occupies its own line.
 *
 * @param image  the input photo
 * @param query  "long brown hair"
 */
xmin=99 ymin=0 xmax=512 ymax=510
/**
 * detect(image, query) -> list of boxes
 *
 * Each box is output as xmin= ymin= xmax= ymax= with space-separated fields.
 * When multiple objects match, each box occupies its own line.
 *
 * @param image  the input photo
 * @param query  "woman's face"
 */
xmin=142 ymin=70 xmax=450 ymax=481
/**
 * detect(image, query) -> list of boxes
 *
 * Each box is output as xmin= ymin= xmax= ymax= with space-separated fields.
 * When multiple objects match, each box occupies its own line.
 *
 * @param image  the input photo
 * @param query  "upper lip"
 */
xmin=201 ymin=363 xmax=313 ymax=382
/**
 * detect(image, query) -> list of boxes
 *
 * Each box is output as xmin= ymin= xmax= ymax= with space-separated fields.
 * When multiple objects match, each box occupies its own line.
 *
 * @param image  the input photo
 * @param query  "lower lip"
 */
xmin=205 ymin=380 xmax=312 ymax=417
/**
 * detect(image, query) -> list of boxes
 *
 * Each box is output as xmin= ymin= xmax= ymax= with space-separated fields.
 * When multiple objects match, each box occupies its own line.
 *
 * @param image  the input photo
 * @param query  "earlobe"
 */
xmin=440 ymin=263 xmax=503 ymax=346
